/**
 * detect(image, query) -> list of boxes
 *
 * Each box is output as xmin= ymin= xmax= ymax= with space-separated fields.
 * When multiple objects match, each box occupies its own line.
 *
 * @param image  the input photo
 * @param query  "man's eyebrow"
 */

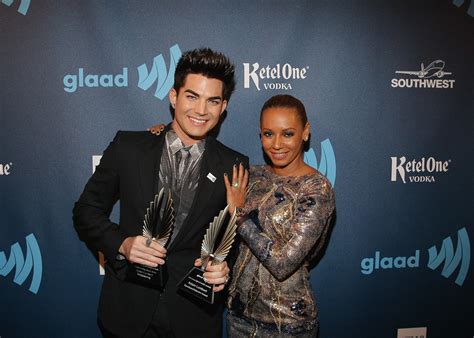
xmin=208 ymin=95 xmax=223 ymax=101
xmin=183 ymin=89 xmax=223 ymax=101
xmin=184 ymin=89 xmax=200 ymax=96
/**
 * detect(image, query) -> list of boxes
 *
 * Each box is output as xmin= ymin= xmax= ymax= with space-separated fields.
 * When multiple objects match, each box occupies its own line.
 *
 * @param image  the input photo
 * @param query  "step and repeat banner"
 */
xmin=1 ymin=1 xmax=473 ymax=337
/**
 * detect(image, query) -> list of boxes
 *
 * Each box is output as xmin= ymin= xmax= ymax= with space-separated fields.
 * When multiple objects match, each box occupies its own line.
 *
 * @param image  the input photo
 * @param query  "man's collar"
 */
xmin=166 ymin=129 xmax=205 ymax=159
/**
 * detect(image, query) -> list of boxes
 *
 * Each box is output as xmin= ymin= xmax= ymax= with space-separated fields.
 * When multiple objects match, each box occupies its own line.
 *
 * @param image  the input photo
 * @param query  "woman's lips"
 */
xmin=270 ymin=151 xmax=288 ymax=160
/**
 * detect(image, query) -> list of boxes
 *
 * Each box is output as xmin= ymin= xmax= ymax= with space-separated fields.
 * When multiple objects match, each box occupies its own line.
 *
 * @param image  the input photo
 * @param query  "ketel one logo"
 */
xmin=0 ymin=233 xmax=43 ymax=294
xmin=303 ymin=139 xmax=336 ymax=187
xmin=390 ymin=156 xmax=450 ymax=183
xmin=1 ymin=0 xmax=31 ymax=16
xmin=0 ymin=162 xmax=13 ymax=176
xmin=243 ymin=62 xmax=308 ymax=91
xmin=63 ymin=44 xmax=182 ymax=101
xmin=391 ymin=60 xmax=455 ymax=89
xmin=360 ymin=227 xmax=471 ymax=286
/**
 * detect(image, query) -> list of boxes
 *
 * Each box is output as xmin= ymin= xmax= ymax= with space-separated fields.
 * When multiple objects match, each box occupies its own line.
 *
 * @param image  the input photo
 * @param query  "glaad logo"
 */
xmin=391 ymin=60 xmax=455 ymax=89
xmin=360 ymin=227 xmax=471 ymax=286
xmin=63 ymin=68 xmax=128 ymax=93
xmin=1 ymin=0 xmax=31 ymax=15
xmin=427 ymin=227 xmax=470 ymax=286
xmin=390 ymin=156 xmax=450 ymax=183
xmin=63 ymin=44 xmax=181 ymax=101
xmin=92 ymin=155 xmax=106 ymax=275
xmin=243 ymin=62 xmax=308 ymax=91
xmin=137 ymin=44 xmax=182 ymax=100
xmin=0 ymin=162 xmax=13 ymax=175
xmin=0 ymin=233 xmax=43 ymax=294
xmin=304 ymin=139 xmax=336 ymax=187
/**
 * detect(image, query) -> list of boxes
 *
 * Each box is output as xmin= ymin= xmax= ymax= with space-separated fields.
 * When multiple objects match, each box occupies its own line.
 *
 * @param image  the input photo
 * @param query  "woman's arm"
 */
xmin=238 ymin=176 xmax=335 ymax=281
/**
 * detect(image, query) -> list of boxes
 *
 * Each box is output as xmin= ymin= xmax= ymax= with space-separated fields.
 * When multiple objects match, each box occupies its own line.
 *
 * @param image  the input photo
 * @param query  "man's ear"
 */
xmin=220 ymin=100 xmax=228 ymax=115
xmin=169 ymin=88 xmax=177 ymax=108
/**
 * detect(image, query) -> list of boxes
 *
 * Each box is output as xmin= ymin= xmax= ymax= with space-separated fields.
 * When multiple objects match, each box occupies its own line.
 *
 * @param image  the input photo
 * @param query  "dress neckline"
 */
xmin=261 ymin=165 xmax=316 ymax=180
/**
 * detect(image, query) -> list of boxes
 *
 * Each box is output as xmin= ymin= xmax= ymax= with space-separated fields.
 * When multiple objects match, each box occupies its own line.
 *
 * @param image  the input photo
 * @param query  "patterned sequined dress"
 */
xmin=227 ymin=165 xmax=335 ymax=337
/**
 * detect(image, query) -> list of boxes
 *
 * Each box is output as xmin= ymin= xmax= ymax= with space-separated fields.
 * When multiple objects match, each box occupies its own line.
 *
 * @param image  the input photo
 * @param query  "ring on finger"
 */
xmin=232 ymin=182 xmax=239 ymax=189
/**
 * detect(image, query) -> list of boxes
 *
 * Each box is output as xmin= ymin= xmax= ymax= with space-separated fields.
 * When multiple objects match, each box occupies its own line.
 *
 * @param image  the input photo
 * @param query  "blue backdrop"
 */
xmin=1 ymin=1 xmax=473 ymax=337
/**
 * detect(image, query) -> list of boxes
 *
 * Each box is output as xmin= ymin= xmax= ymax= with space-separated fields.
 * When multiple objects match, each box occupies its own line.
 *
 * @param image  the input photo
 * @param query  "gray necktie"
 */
xmin=176 ymin=146 xmax=192 ymax=189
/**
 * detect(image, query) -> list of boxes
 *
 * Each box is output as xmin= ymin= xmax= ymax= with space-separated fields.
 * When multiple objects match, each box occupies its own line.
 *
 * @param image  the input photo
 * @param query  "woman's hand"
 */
xmin=224 ymin=163 xmax=249 ymax=216
xmin=147 ymin=124 xmax=166 ymax=135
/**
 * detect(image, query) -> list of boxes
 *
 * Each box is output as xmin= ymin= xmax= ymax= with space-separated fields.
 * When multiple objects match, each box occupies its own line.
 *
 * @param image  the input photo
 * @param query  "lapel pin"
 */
xmin=207 ymin=173 xmax=216 ymax=182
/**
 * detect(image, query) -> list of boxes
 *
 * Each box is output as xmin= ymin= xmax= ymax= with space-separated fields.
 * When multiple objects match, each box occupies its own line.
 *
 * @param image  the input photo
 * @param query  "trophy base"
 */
xmin=125 ymin=263 xmax=168 ymax=289
xmin=177 ymin=267 xmax=215 ymax=304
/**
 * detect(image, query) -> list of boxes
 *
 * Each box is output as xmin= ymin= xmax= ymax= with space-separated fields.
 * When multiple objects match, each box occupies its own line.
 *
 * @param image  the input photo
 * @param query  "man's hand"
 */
xmin=119 ymin=236 xmax=167 ymax=267
xmin=194 ymin=258 xmax=230 ymax=292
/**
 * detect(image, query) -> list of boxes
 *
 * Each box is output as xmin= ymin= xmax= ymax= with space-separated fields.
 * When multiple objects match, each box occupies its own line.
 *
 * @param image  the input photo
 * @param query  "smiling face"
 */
xmin=169 ymin=73 xmax=227 ymax=145
xmin=260 ymin=107 xmax=310 ymax=176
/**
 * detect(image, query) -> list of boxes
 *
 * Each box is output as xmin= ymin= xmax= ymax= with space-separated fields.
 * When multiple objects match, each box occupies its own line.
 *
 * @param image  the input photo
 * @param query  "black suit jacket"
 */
xmin=73 ymin=126 xmax=248 ymax=338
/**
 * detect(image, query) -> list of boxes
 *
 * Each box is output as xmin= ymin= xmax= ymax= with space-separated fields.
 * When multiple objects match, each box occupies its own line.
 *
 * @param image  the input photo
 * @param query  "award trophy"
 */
xmin=125 ymin=188 xmax=175 ymax=289
xmin=178 ymin=205 xmax=237 ymax=304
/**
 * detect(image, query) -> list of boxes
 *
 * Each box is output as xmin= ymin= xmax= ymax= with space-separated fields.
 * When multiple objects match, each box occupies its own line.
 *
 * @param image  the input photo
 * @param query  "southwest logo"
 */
xmin=1 ymin=0 xmax=31 ymax=15
xmin=0 ymin=233 xmax=43 ymax=294
xmin=361 ymin=227 xmax=471 ymax=286
xmin=137 ymin=44 xmax=182 ymax=100
xmin=304 ymin=139 xmax=336 ymax=187
xmin=391 ymin=60 xmax=455 ymax=89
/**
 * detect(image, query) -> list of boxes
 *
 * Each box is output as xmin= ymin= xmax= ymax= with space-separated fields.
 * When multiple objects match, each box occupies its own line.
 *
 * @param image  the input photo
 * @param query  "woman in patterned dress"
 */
xmin=224 ymin=94 xmax=335 ymax=337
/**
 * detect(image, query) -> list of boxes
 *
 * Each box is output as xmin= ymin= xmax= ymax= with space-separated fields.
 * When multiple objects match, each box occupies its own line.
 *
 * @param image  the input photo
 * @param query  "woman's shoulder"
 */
xmin=299 ymin=169 xmax=334 ymax=198
xmin=249 ymin=164 xmax=266 ymax=175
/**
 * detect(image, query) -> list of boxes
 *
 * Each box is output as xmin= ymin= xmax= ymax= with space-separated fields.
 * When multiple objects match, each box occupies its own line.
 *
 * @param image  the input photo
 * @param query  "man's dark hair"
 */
xmin=260 ymin=94 xmax=308 ymax=126
xmin=174 ymin=48 xmax=236 ymax=101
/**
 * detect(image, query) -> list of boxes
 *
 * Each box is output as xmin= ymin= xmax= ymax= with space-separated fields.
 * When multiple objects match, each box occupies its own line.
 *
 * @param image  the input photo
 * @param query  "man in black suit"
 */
xmin=73 ymin=48 xmax=248 ymax=338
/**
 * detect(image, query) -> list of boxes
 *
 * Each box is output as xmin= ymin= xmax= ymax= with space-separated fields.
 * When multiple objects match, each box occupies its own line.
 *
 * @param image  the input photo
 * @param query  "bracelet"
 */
xmin=235 ymin=207 xmax=246 ymax=217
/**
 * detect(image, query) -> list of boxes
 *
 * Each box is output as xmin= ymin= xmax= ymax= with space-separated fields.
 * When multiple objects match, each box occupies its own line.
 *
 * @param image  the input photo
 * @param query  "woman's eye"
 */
xmin=263 ymin=131 xmax=272 ymax=137
xmin=284 ymin=132 xmax=295 ymax=137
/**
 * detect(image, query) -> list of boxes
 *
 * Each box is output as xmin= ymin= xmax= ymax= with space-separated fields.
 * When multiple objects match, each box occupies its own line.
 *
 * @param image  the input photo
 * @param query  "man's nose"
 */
xmin=195 ymin=99 xmax=207 ymax=115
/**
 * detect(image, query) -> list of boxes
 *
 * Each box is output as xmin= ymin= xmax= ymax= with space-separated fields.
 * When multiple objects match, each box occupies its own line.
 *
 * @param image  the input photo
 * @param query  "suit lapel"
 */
xmin=137 ymin=125 xmax=171 ymax=207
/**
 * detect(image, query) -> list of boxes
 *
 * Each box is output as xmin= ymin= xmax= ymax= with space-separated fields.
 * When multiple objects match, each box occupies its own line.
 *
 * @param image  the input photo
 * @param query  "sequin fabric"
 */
xmin=227 ymin=165 xmax=335 ymax=336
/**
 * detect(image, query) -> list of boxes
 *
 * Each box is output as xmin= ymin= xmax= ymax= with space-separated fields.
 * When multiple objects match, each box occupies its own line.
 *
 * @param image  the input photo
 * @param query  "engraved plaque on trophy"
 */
xmin=126 ymin=188 xmax=175 ymax=289
xmin=178 ymin=205 xmax=237 ymax=304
